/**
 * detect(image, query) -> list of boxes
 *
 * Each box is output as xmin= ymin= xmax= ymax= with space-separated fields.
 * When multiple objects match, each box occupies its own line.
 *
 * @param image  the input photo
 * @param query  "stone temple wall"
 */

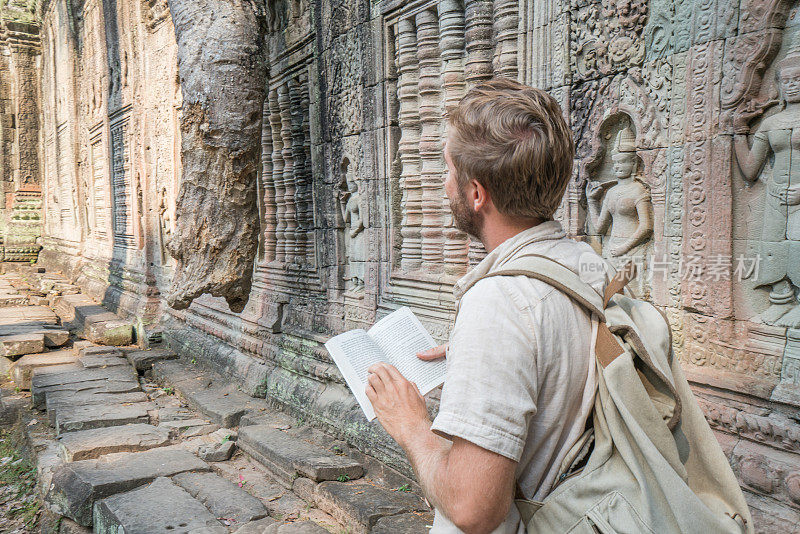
xmin=0 ymin=4 xmax=42 ymax=262
xmin=38 ymin=0 xmax=178 ymax=327
xmin=35 ymin=0 xmax=800 ymax=528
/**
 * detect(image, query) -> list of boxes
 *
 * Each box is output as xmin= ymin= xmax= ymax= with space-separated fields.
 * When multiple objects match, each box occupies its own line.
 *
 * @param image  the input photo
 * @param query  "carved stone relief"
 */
xmin=586 ymin=120 xmax=654 ymax=295
xmin=339 ymin=157 xmax=367 ymax=292
xmin=733 ymin=34 xmax=800 ymax=327
xmin=384 ymin=0 xmax=518 ymax=282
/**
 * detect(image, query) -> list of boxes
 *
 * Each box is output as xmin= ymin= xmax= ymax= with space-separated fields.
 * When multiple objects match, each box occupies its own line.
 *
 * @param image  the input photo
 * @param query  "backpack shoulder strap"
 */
xmin=475 ymin=253 xmax=607 ymax=321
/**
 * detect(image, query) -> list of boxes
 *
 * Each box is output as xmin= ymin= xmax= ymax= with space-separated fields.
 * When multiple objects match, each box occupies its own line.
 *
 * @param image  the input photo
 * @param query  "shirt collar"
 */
xmin=453 ymin=220 xmax=566 ymax=301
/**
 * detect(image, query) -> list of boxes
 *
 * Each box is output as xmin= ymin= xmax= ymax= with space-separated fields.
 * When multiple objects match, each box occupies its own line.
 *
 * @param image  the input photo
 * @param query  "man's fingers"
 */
xmin=368 ymin=362 xmax=404 ymax=385
xmin=417 ymin=343 xmax=448 ymax=361
xmin=365 ymin=383 xmax=376 ymax=401
xmin=367 ymin=371 xmax=385 ymax=393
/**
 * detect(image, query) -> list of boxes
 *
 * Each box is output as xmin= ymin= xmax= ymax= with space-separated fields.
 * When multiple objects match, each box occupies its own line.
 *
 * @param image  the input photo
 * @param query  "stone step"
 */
xmin=0 ymin=294 xmax=28 ymax=307
xmin=78 ymin=351 xmax=128 ymax=369
xmin=125 ymin=348 xmax=178 ymax=372
xmin=33 ymin=379 xmax=142 ymax=410
xmin=58 ymin=423 xmax=172 ymax=461
xmin=55 ymin=402 xmax=154 ymax=435
xmin=78 ymin=345 xmax=124 ymax=357
xmin=0 ymin=326 xmax=72 ymax=348
xmin=9 ymin=349 xmax=79 ymax=389
xmin=313 ymin=481 xmax=429 ymax=534
xmin=232 ymin=519 xmax=329 ymax=534
xmin=46 ymin=448 xmax=210 ymax=526
xmin=238 ymin=425 xmax=364 ymax=485
xmin=0 ymin=305 xmax=58 ymax=326
xmin=372 ymin=513 xmax=434 ymax=533
xmin=157 ymin=418 xmax=220 ymax=439
xmin=152 ymin=360 xmax=260 ymax=427
xmin=54 ymin=294 xmax=134 ymax=346
xmin=31 ymin=365 xmax=140 ymax=408
xmin=172 ymin=471 xmax=269 ymax=525
xmin=32 ymin=364 xmax=138 ymax=388
xmin=92 ymin=476 xmax=225 ymax=534
xmin=1 ymin=332 xmax=45 ymax=358
xmin=46 ymin=390 xmax=150 ymax=425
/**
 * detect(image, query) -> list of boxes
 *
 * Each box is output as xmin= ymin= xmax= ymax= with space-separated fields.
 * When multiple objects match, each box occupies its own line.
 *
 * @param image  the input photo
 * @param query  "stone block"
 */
xmin=78 ymin=345 xmax=119 ymax=356
xmin=172 ymin=471 xmax=268 ymax=524
xmin=0 ymin=325 xmax=68 ymax=347
xmin=46 ymin=391 xmax=150 ymax=426
xmin=47 ymin=448 xmax=210 ymax=526
xmin=157 ymin=419 xmax=220 ymax=438
xmin=372 ymin=512 xmax=433 ymax=533
xmin=92 ymin=477 xmax=224 ymax=534
xmin=125 ymin=349 xmax=178 ymax=371
xmin=55 ymin=402 xmax=154 ymax=434
xmin=233 ymin=519 xmax=328 ymax=534
xmin=238 ymin=425 xmax=364 ymax=484
xmin=84 ymin=319 xmax=134 ymax=346
xmin=32 ymin=365 xmax=138 ymax=389
xmin=78 ymin=352 xmax=128 ymax=369
xmin=58 ymin=423 xmax=172 ymax=461
xmin=0 ymin=355 xmax=11 ymax=379
xmin=33 ymin=379 xmax=141 ymax=410
xmin=232 ymin=518 xmax=278 ymax=534
xmin=57 ymin=518 xmax=92 ymax=534
xmin=153 ymin=362 xmax=255 ymax=427
xmin=197 ymin=440 xmax=235 ymax=462
xmin=10 ymin=350 xmax=78 ymax=389
xmin=1 ymin=332 xmax=45 ymax=358
xmin=0 ymin=294 xmax=29 ymax=307
xmin=28 ymin=296 xmax=49 ymax=306
xmin=41 ymin=329 xmax=70 ymax=347
xmin=0 ymin=305 xmax=58 ymax=326
xmin=314 ymin=481 xmax=428 ymax=533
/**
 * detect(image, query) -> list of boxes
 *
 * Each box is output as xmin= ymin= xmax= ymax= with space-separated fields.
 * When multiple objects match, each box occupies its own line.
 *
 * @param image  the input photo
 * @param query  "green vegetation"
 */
xmin=0 ymin=429 xmax=41 ymax=529
xmin=394 ymin=483 xmax=411 ymax=492
xmin=336 ymin=474 xmax=350 ymax=482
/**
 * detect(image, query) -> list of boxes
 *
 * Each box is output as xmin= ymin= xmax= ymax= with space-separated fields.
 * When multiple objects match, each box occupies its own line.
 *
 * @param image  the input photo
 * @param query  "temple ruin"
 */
xmin=2 ymin=0 xmax=800 ymax=530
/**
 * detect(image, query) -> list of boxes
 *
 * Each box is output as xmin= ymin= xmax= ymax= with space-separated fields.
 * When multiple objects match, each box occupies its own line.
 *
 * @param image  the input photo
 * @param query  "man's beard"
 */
xmin=449 ymin=187 xmax=483 ymax=241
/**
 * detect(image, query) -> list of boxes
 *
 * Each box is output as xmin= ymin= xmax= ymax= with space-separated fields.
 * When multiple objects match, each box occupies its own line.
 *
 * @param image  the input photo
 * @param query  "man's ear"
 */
xmin=471 ymin=179 xmax=490 ymax=212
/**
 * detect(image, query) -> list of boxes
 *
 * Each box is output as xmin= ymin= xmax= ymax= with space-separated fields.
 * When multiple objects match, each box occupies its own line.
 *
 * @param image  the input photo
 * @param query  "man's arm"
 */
xmin=366 ymin=363 xmax=517 ymax=534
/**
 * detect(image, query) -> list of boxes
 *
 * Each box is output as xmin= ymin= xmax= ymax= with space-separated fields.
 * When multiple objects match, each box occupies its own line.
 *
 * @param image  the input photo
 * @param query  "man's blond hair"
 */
xmin=447 ymin=78 xmax=574 ymax=220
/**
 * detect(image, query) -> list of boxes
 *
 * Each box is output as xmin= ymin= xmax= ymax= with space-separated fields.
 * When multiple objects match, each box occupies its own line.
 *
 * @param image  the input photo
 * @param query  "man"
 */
xmin=365 ymin=78 xmax=609 ymax=534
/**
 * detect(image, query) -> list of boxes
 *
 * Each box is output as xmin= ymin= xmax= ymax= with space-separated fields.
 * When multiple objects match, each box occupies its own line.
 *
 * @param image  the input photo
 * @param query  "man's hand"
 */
xmin=417 ymin=343 xmax=448 ymax=361
xmin=366 ymin=363 xmax=431 ymax=448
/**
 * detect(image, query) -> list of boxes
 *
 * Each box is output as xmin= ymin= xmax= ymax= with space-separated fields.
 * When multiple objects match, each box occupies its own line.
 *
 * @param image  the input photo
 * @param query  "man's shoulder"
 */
xmin=461 ymin=239 xmax=609 ymax=305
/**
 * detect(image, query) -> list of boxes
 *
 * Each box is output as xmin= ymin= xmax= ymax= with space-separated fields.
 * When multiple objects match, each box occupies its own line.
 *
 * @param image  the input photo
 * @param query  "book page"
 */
xmin=368 ymin=307 xmax=446 ymax=395
xmin=324 ymin=329 xmax=387 ymax=420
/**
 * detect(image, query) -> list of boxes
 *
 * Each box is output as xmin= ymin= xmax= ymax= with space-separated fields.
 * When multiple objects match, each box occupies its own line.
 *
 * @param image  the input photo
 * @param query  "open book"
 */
xmin=324 ymin=307 xmax=446 ymax=421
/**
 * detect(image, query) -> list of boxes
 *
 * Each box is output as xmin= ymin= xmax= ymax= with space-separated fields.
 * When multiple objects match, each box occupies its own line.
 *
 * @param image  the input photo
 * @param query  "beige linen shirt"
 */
xmin=430 ymin=221 xmax=608 ymax=534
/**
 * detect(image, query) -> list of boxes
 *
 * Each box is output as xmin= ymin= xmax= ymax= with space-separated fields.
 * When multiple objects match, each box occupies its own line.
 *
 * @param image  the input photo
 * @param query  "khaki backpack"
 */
xmin=476 ymin=253 xmax=753 ymax=534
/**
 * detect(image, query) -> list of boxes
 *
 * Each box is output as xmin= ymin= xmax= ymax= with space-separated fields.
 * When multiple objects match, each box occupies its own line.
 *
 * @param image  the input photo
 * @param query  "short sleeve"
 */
xmin=431 ymin=278 xmax=539 ymax=462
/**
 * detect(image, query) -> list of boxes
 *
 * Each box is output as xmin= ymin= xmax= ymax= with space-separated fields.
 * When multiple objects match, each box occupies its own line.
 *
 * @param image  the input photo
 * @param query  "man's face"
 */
xmin=443 ymin=140 xmax=483 ymax=240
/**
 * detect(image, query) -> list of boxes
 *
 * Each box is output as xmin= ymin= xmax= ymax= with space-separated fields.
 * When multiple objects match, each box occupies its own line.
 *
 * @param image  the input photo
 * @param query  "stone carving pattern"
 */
xmin=261 ymin=68 xmax=316 ymax=270
xmin=416 ymin=9 xmax=446 ymax=271
xmin=571 ymin=0 xmax=648 ymax=81
xmin=340 ymin=157 xmax=367 ymax=291
xmin=55 ymin=123 xmax=74 ymax=229
xmin=388 ymin=0 xmax=518 ymax=277
xmin=110 ymin=114 xmax=135 ymax=248
xmin=90 ymin=130 xmax=108 ymax=241
xmin=438 ymin=0 xmax=470 ymax=275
